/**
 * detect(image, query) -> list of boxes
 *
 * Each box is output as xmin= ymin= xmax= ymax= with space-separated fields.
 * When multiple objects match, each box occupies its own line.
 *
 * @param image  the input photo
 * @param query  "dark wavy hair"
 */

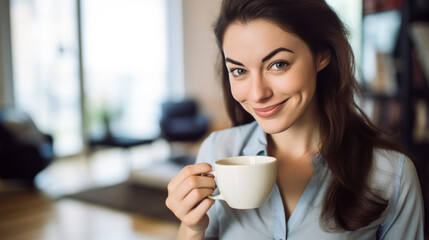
xmin=214 ymin=0 xmax=402 ymax=231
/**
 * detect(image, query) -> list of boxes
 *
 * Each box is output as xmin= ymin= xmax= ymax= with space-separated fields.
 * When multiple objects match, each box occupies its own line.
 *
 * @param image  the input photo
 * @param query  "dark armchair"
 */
xmin=0 ymin=108 xmax=54 ymax=185
xmin=159 ymin=99 xmax=209 ymax=165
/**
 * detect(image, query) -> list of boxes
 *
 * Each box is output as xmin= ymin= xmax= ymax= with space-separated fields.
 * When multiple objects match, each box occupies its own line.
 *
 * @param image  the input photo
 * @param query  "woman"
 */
xmin=165 ymin=0 xmax=424 ymax=239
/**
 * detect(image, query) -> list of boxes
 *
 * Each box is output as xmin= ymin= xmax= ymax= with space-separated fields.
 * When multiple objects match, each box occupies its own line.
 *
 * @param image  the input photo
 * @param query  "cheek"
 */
xmin=277 ymin=69 xmax=317 ymax=93
xmin=269 ymin=75 xmax=302 ymax=94
xmin=230 ymin=81 xmax=247 ymax=102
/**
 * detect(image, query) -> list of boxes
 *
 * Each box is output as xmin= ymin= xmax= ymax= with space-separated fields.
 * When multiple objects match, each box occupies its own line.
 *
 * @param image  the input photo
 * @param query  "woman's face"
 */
xmin=222 ymin=19 xmax=329 ymax=134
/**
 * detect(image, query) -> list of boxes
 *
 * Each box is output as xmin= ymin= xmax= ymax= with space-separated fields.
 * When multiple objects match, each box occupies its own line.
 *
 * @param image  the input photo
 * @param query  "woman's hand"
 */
xmin=165 ymin=163 xmax=216 ymax=233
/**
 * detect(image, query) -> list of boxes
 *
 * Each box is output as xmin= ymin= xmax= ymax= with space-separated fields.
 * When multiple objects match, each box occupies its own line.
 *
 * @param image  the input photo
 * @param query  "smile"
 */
xmin=252 ymin=99 xmax=288 ymax=118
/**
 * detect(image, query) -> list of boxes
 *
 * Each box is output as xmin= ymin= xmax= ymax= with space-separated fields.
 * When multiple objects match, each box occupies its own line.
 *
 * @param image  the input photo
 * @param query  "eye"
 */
xmin=270 ymin=61 xmax=289 ymax=71
xmin=230 ymin=68 xmax=247 ymax=77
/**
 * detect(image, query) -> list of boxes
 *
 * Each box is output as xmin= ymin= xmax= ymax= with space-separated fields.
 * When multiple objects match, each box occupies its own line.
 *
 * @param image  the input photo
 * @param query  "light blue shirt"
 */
xmin=196 ymin=121 xmax=424 ymax=240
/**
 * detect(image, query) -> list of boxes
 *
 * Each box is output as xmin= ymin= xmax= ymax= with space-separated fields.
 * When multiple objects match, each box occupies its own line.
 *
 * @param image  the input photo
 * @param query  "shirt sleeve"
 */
xmin=195 ymin=132 xmax=215 ymax=165
xmin=195 ymin=132 xmax=220 ymax=239
xmin=378 ymin=154 xmax=425 ymax=240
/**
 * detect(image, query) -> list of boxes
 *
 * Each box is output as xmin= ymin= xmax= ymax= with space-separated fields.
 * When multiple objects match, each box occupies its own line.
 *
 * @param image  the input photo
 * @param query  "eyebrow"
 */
xmin=262 ymin=47 xmax=294 ymax=62
xmin=225 ymin=47 xmax=294 ymax=66
xmin=225 ymin=57 xmax=244 ymax=66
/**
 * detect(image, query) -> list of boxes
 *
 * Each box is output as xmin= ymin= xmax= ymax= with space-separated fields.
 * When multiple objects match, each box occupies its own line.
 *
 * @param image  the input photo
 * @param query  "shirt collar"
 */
xmin=241 ymin=122 xmax=326 ymax=168
xmin=242 ymin=122 xmax=268 ymax=156
xmin=312 ymin=152 xmax=325 ymax=168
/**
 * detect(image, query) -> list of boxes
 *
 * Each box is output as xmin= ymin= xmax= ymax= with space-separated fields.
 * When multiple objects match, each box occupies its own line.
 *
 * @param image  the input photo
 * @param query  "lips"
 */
xmin=252 ymin=99 xmax=288 ymax=118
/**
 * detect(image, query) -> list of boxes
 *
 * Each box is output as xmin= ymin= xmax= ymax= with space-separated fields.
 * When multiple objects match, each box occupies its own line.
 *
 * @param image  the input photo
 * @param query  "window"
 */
xmin=326 ymin=0 xmax=363 ymax=79
xmin=11 ymin=0 xmax=81 ymax=156
xmin=83 ymin=0 xmax=167 ymax=141
xmin=10 ymin=0 xmax=170 ymax=156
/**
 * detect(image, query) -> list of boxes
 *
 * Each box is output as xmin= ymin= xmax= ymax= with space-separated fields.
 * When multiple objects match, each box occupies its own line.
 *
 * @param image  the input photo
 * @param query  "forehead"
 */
xmin=222 ymin=19 xmax=309 ymax=60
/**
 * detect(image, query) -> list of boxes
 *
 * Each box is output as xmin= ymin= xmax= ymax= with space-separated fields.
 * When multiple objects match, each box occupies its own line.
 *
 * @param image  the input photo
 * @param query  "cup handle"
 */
xmin=204 ymin=170 xmax=224 ymax=201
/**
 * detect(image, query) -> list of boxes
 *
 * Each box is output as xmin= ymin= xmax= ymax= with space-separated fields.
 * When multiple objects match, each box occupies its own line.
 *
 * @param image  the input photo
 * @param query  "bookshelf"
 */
xmin=361 ymin=0 xmax=429 ymax=233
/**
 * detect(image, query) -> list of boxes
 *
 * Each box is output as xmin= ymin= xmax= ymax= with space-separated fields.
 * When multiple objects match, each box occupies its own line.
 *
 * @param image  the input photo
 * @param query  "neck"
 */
xmin=267 ymin=99 xmax=321 ymax=161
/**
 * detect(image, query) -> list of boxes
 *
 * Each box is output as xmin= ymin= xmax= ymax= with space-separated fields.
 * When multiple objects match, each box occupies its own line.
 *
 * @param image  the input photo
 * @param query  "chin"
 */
xmin=262 ymin=127 xmax=288 ymax=135
xmin=256 ymin=118 xmax=290 ymax=135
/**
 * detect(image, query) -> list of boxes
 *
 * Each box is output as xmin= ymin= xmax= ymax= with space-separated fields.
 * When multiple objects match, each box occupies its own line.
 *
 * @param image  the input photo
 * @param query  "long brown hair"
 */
xmin=214 ymin=0 xmax=402 ymax=231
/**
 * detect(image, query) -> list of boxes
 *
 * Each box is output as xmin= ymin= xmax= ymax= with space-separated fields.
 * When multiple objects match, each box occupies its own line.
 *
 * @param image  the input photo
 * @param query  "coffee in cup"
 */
xmin=207 ymin=155 xmax=277 ymax=209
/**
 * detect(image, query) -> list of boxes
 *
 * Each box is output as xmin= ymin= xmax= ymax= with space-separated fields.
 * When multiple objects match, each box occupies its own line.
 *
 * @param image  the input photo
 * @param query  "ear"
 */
xmin=316 ymin=51 xmax=331 ymax=72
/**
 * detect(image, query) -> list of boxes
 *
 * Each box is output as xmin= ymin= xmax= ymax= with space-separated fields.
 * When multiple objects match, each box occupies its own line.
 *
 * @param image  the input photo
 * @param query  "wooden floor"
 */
xmin=0 ymin=141 xmax=181 ymax=240
xmin=0 ymin=190 xmax=180 ymax=240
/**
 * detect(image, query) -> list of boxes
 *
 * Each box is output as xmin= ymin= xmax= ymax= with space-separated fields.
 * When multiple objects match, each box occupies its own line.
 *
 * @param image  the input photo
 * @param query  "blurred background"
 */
xmin=0 ymin=0 xmax=428 ymax=239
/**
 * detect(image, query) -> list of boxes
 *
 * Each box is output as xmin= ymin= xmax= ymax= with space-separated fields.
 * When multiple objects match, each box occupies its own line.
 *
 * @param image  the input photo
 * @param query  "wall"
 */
xmin=182 ymin=0 xmax=231 ymax=131
xmin=0 ymin=0 xmax=14 ymax=108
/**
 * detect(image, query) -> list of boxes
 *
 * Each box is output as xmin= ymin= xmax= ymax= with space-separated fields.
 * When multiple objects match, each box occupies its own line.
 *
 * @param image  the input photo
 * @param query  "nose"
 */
xmin=249 ymin=73 xmax=272 ymax=103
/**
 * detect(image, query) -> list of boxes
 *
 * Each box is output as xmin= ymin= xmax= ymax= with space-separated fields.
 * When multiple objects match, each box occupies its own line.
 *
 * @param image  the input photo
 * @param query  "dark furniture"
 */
xmin=159 ymin=99 xmax=209 ymax=165
xmin=0 ymin=108 xmax=54 ymax=185
xmin=89 ymin=135 xmax=155 ymax=151
xmin=87 ymin=132 xmax=156 ymax=172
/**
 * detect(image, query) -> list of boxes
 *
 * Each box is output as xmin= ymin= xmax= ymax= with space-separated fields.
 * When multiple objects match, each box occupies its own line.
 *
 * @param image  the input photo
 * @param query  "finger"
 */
xmin=174 ymin=188 xmax=214 ymax=219
xmin=167 ymin=163 xmax=213 ymax=193
xmin=182 ymin=198 xmax=215 ymax=229
xmin=174 ymin=175 xmax=216 ymax=203
xmin=166 ymin=176 xmax=216 ymax=212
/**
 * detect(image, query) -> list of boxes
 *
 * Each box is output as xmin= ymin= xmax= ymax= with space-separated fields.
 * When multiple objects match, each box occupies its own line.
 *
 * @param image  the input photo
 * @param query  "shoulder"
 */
xmin=371 ymin=149 xmax=424 ymax=238
xmin=371 ymin=149 xmax=415 ymax=179
xmin=370 ymin=149 xmax=412 ymax=187
xmin=371 ymin=149 xmax=406 ymax=175
xmin=370 ymin=148 xmax=419 ymax=202
xmin=195 ymin=121 xmax=259 ymax=165
xmin=207 ymin=121 xmax=259 ymax=143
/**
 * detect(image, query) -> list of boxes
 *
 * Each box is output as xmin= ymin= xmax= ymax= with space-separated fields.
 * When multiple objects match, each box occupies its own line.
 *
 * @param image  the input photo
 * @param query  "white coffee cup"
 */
xmin=207 ymin=156 xmax=277 ymax=209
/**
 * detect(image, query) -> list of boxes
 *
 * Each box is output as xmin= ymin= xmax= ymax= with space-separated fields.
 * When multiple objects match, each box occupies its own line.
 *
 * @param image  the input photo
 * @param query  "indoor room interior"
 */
xmin=0 ymin=0 xmax=428 ymax=239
